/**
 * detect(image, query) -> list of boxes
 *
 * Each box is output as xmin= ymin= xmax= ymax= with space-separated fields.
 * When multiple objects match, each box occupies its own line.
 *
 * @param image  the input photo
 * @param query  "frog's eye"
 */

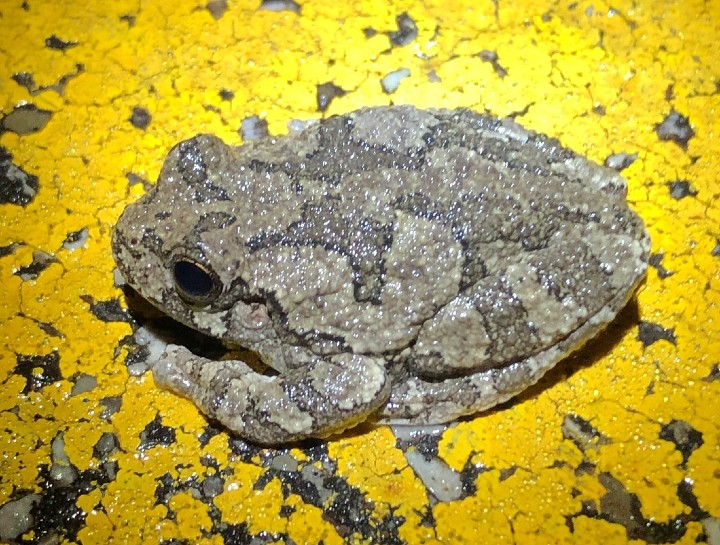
xmin=172 ymin=258 xmax=221 ymax=306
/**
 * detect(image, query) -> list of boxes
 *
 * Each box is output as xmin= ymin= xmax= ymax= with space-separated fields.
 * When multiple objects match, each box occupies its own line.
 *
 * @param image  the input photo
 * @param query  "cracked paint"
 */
xmin=1 ymin=0 xmax=718 ymax=544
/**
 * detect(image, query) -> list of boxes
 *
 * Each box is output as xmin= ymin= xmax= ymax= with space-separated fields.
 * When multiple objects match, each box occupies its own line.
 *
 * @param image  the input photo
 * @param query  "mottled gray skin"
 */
xmin=112 ymin=106 xmax=650 ymax=444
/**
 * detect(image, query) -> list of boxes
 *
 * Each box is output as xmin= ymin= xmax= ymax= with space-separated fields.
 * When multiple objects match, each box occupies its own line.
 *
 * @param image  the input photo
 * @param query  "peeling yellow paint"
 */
xmin=1 ymin=0 xmax=718 ymax=542
xmin=214 ymin=468 xmax=288 ymax=534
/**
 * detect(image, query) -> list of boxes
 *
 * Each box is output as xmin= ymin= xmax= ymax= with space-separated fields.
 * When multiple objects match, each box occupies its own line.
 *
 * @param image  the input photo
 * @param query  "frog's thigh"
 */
xmin=152 ymin=346 xmax=390 ymax=444
xmin=411 ymin=236 xmax=605 ymax=377
xmin=410 ymin=277 xmax=539 ymax=377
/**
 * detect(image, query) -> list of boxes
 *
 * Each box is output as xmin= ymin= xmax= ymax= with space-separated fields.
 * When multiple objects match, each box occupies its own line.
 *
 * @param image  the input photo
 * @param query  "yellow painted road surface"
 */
xmin=1 ymin=0 xmax=719 ymax=543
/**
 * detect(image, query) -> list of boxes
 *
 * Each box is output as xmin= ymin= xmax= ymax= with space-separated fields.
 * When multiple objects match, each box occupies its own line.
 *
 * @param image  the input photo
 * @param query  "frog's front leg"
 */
xmin=151 ymin=346 xmax=390 ymax=444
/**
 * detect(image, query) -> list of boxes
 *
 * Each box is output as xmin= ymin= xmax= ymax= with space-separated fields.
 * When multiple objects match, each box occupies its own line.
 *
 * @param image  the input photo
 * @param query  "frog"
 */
xmin=112 ymin=105 xmax=650 ymax=444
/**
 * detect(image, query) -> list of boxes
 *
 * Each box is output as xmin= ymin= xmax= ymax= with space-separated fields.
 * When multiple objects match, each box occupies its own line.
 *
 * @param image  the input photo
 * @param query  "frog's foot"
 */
xmin=151 ymin=345 xmax=390 ymax=444
xmin=380 ymin=357 xmax=548 ymax=425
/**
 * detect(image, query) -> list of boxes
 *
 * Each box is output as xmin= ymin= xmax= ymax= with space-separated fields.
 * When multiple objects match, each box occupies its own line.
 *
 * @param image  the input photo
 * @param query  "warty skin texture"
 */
xmin=113 ymin=106 xmax=650 ymax=444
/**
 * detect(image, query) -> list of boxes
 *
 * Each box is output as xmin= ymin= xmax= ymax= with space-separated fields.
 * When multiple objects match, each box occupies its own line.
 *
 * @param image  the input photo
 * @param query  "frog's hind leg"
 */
xmin=151 ymin=345 xmax=390 ymax=444
xmin=380 ymin=336 xmax=578 ymax=425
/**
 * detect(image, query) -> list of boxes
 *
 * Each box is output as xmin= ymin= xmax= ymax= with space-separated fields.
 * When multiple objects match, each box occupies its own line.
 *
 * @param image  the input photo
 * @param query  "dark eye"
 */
xmin=172 ymin=258 xmax=221 ymax=305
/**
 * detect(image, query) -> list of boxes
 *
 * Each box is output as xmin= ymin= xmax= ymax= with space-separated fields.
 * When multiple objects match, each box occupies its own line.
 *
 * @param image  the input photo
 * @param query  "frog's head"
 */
xmin=112 ymin=134 xmax=278 ymax=348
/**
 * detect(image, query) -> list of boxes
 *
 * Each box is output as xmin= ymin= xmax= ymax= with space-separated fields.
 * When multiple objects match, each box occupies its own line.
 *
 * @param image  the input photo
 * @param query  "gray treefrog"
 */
xmin=112 ymin=106 xmax=650 ymax=444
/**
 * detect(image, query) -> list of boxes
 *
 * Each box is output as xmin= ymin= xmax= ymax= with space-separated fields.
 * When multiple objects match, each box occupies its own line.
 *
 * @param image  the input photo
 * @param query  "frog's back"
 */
xmin=124 ymin=106 xmax=649 ymax=370
xmin=212 ymin=107 xmax=649 ymax=364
